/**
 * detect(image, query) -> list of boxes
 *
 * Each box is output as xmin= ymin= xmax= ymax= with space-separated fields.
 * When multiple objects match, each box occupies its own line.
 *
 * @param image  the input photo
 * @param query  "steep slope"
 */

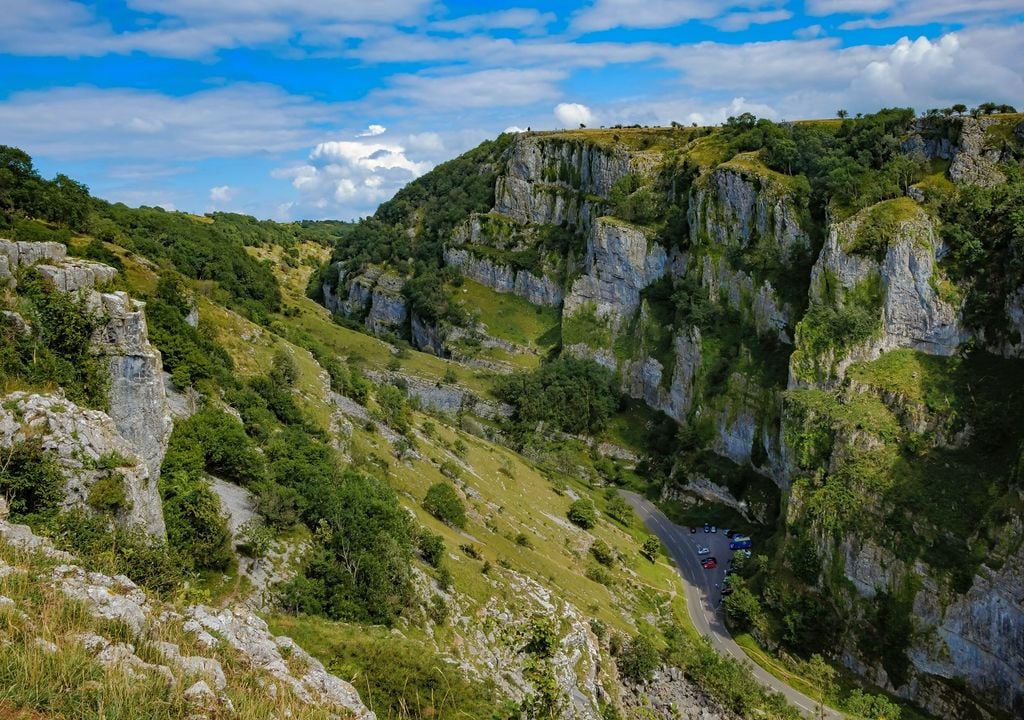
xmin=315 ymin=110 xmax=1024 ymax=718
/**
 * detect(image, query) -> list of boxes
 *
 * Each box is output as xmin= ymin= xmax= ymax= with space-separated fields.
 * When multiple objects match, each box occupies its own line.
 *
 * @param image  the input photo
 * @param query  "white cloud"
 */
xmin=554 ymin=102 xmax=595 ymax=127
xmin=571 ymin=0 xmax=768 ymax=32
xmin=504 ymin=126 xmax=528 ymax=134
xmin=794 ymin=24 xmax=825 ymax=39
xmin=0 ymin=83 xmax=339 ymax=160
xmin=807 ymin=0 xmax=1024 ymax=27
xmin=432 ymin=9 xmax=556 ymax=35
xmin=209 ymin=185 xmax=235 ymax=203
xmin=382 ymin=68 xmax=565 ymax=109
xmin=712 ymin=9 xmax=793 ymax=32
xmin=358 ymin=124 xmax=387 ymax=137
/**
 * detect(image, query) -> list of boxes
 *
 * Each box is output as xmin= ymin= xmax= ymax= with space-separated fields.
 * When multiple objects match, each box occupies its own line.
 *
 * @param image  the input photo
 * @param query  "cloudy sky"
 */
xmin=0 ymin=1 xmax=1021 ymax=220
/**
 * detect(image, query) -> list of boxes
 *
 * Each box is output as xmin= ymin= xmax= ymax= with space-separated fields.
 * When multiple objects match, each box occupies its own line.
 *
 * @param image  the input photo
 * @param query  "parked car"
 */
xmin=703 ymin=523 xmax=710 ymax=533
xmin=710 ymin=525 xmax=717 ymax=533
xmin=701 ymin=557 xmax=717 ymax=569
xmin=720 ymin=586 xmax=733 ymax=596
xmin=696 ymin=544 xmax=710 ymax=555
xmin=729 ymin=539 xmax=752 ymax=550
xmin=690 ymin=526 xmax=697 ymax=533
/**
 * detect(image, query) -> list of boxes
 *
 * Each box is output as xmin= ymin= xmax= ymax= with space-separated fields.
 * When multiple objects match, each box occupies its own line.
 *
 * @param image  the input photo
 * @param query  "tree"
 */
xmin=45 ymin=173 xmax=91 ymax=230
xmin=605 ymin=494 xmax=634 ymax=525
xmin=423 ymin=482 xmax=467 ymax=528
xmin=844 ymin=689 xmax=901 ymax=720
xmin=801 ymin=654 xmax=837 ymax=720
xmin=640 ymin=536 xmax=661 ymax=561
xmin=617 ymin=634 xmax=661 ymax=683
xmin=951 ymin=103 xmax=967 ymax=116
xmin=837 ymin=109 xmax=849 ymax=119
xmin=567 ymin=498 xmax=597 ymax=529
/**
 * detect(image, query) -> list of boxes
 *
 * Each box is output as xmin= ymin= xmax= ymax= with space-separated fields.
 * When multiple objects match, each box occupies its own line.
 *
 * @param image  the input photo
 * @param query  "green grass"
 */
xmin=453 ymin=279 xmax=561 ymax=354
xmin=844 ymin=197 xmax=924 ymax=260
xmin=538 ymin=125 xmax=705 ymax=153
xmin=721 ymin=151 xmax=803 ymax=192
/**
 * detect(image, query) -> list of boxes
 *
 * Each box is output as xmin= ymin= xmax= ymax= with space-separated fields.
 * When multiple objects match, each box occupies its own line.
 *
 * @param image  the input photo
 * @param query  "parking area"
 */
xmin=680 ymin=524 xmax=748 ymax=606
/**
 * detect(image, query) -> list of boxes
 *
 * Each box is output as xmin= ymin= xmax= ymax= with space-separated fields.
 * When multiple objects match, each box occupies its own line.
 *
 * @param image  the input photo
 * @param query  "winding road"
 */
xmin=620 ymin=490 xmax=841 ymax=719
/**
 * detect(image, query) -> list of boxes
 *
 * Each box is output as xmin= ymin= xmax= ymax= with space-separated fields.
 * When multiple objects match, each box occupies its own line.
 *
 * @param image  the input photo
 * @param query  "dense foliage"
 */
xmin=0 ymin=438 xmax=65 ymax=518
xmin=422 ymin=482 xmax=467 ymax=528
xmin=1 ymin=267 xmax=109 ymax=408
xmin=494 ymin=357 xmax=620 ymax=435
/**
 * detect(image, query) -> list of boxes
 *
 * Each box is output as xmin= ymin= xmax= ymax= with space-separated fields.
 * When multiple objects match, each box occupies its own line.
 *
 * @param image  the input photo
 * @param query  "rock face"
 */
xmin=494 ymin=135 xmax=637 ymax=229
xmin=185 ymin=605 xmax=375 ymax=718
xmin=564 ymin=218 xmax=666 ymax=327
xmin=325 ymin=265 xmax=409 ymax=337
xmin=690 ymin=164 xmax=809 ymax=258
xmin=621 ymin=326 xmax=702 ymax=423
xmin=792 ymin=202 xmax=967 ymax=386
xmin=0 ymin=393 xmax=165 ymax=536
xmin=443 ymin=246 xmax=563 ymax=307
xmin=89 ymin=291 xmax=173 ymax=483
xmin=620 ymin=666 xmax=737 ymax=720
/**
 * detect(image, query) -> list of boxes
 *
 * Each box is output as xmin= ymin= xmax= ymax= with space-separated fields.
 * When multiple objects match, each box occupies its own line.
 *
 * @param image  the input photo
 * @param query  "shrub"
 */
xmin=589 ymin=539 xmax=616 ymax=567
xmin=618 ymin=634 xmax=661 ymax=684
xmin=416 ymin=529 xmax=446 ymax=567
xmin=423 ymin=482 xmax=467 ymax=528
xmin=159 ymin=470 xmax=233 ymax=571
xmin=567 ymin=498 xmax=597 ymax=529
xmin=515 ymin=532 xmax=533 ymax=549
xmin=439 ymin=459 xmax=463 ymax=480
xmin=641 ymin=536 xmax=661 ymax=561
xmin=0 ymin=439 xmax=65 ymax=518
xmin=237 ymin=519 xmax=274 ymax=560
xmin=86 ymin=473 xmax=130 ymax=514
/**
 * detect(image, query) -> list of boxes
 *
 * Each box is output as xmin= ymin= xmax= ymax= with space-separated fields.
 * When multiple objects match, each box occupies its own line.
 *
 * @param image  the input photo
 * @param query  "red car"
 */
xmin=701 ymin=557 xmax=717 ymax=570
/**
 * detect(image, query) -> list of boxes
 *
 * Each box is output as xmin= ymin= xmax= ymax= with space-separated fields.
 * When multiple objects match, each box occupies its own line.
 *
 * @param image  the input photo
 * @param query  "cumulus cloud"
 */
xmin=209 ymin=185 xmax=235 ymax=203
xmin=554 ymin=102 xmax=595 ymax=127
xmin=807 ymin=0 xmax=1024 ymax=28
xmin=358 ymin=124 xmax=387 ymax=136
xmin=273 ymin=133 xmax=443 ymax=219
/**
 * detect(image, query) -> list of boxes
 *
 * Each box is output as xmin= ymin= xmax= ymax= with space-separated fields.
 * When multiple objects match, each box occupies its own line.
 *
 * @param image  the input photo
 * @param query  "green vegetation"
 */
xmin=0 ymin=439 xmax=65 ymax=519
xmin=845 ymin=197 xmax=922 ymax=260
xmin=494 ymin=356 xmax=620 ymax=436
xmin=1 ymin=267 xmax=109 ymax=408
xmin=422 ymin=482 xmax=467 ymax=528
xmin=939 ymin=163 xmax=1024 ymax=340
xmin=567 ymin=498 xmax=598 ymax=529
xmin=617 ymin=633 xmax=661 ymax=683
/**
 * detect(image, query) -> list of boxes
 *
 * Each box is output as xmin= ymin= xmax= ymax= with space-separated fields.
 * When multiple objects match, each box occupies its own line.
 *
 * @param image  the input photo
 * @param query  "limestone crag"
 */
xmin=794 ymin=205 xmax=966 ymax=386
xmin=0 ymin=393 xmax=165 ymax=536
xmin=443 ymin=246 xmax=563 ymax=307
xmin=948 ymin=116 xmax=1018 ymax=187
xmin=998 ymin=285 xmax=1024 ymax=358
xmin=89 ymin=291 xmax=173 ymax=483
xmin=35 ymin=259 xmax=117 ymax=292
xmin=411 ymin=312 xmax=445 ymax=355
xmin=494 ymin=135 xmax=638 ymax=229
xmin=620 ymin=665 xmax=737 ymax=720
xmin=326 ymin=266 xmax=409 ymax=336
xmin=621 ymin=326 xmax=702 ymax=423
xmin=690 ymin=165 xmax=809 ymax=258
xmin=365 ymin=369 xmax=512 ymax=419
xmin=564 ymin=218 xmax=666 ymax=327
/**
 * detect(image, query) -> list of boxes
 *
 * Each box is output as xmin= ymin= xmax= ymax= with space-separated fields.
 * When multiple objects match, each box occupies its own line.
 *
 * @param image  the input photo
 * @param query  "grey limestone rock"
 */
xmin=1 ymin=393 xmax=165 ymax=536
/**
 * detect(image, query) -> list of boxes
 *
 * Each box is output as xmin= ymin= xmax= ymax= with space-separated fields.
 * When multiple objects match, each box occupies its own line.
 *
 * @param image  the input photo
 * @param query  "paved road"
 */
xmin=621 ymin=490 xmax=841 ymax=719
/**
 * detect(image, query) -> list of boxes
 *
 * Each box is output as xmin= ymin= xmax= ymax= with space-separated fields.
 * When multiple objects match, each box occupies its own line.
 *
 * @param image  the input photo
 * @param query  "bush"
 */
xmin=416 ymin=529 xmax=446 ymax=567
xmin=567 ymin=498 xmax=597 ymax=529
xmin=86 ymin=473 xmax=129 ymax=514
xmin=0 ymin=439 xmax=65 ymax=519
xmin=589 ymin=539 xmax=616 ymax=567
xmin=423 ymin=483 xmax=467 ymax=528
xmin=618 ymin=634 xmax=661 ymax=684
xmin=159 ymin=470 xmax=233 ymax=572
xmin=641 ymin=536 xmax=661 ymax=561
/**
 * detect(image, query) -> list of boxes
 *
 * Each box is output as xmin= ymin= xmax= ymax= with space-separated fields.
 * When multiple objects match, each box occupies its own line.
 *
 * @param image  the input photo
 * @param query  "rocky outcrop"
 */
xmin=494 ymin=135 xmax=638 ymax=229
xmin=564 ymin=218 xmax=666 ymax=328
xmin=621 ymin=326 xmax=702 ymax=423
xmin=443 ymin=246 xmax=563 ymax=307
xmin=35 ymin=259 xmax=117 ymax=292
xmin=0 ymin=392 xmax=165 ymax=536
xmin=411 ymin=312 xmax=445 ymax=355
xmin=89 ymin=291 xmax=173 ymax=483
xmin=836 ymin=522 xmax=1024 ymax=718
xmin=690 ymin=164 xmax=809 ymax=258
xmin=185 ymin=605 xmax=374 ymax=718
xmin=0 ymin=238 xmax=116 ymax=291
xmin=326 ymin=266 xmax=409 ymax=336
xmin=620 ymin=665 xmax=737 ymax=720
xmin=364 ymin=369 xmax=512 ymax=419
xmin=793 ymin=202 xmax=967 ymax=386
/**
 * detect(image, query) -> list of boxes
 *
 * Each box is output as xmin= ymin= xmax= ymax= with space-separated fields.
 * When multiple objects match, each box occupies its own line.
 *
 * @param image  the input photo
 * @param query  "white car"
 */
xmin=696 ymin=544 xmax=711 ymax=555
xmin=710 ymin=525 xmax=717 ymax=533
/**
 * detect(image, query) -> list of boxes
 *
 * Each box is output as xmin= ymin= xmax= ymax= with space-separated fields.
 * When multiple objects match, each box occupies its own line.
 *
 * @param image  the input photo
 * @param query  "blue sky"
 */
xmin=0 ymin=1 xmax=1021 ymax=221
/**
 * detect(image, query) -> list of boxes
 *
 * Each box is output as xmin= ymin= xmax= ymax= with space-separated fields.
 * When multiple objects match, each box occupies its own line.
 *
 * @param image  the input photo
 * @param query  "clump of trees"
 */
xmin=494 ymin=357 xmax=621 ymax=436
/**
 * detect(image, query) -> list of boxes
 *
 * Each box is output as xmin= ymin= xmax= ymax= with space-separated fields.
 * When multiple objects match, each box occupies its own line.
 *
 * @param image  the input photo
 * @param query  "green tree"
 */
xmin=605 ymin=494 xmax=634 ymax=525
xmin=423 ymin=482 xmax=467 ymax=528
xmin=844 ymin=689 xmax=901 ymax=720
xmin=159 ymin=470 xmax=233 ymax=571
xmin=801 ymin=654 xmax=837 ymax=720
xmin=0 ymin=439 xmax=65 ymax=518
xmin=640 ymin=536 xmax=661 ymax=561
xmin=567 ymin=498 xmax=597 ymax=529
xmin=618 ymin=634 xmax=661 ymax=683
